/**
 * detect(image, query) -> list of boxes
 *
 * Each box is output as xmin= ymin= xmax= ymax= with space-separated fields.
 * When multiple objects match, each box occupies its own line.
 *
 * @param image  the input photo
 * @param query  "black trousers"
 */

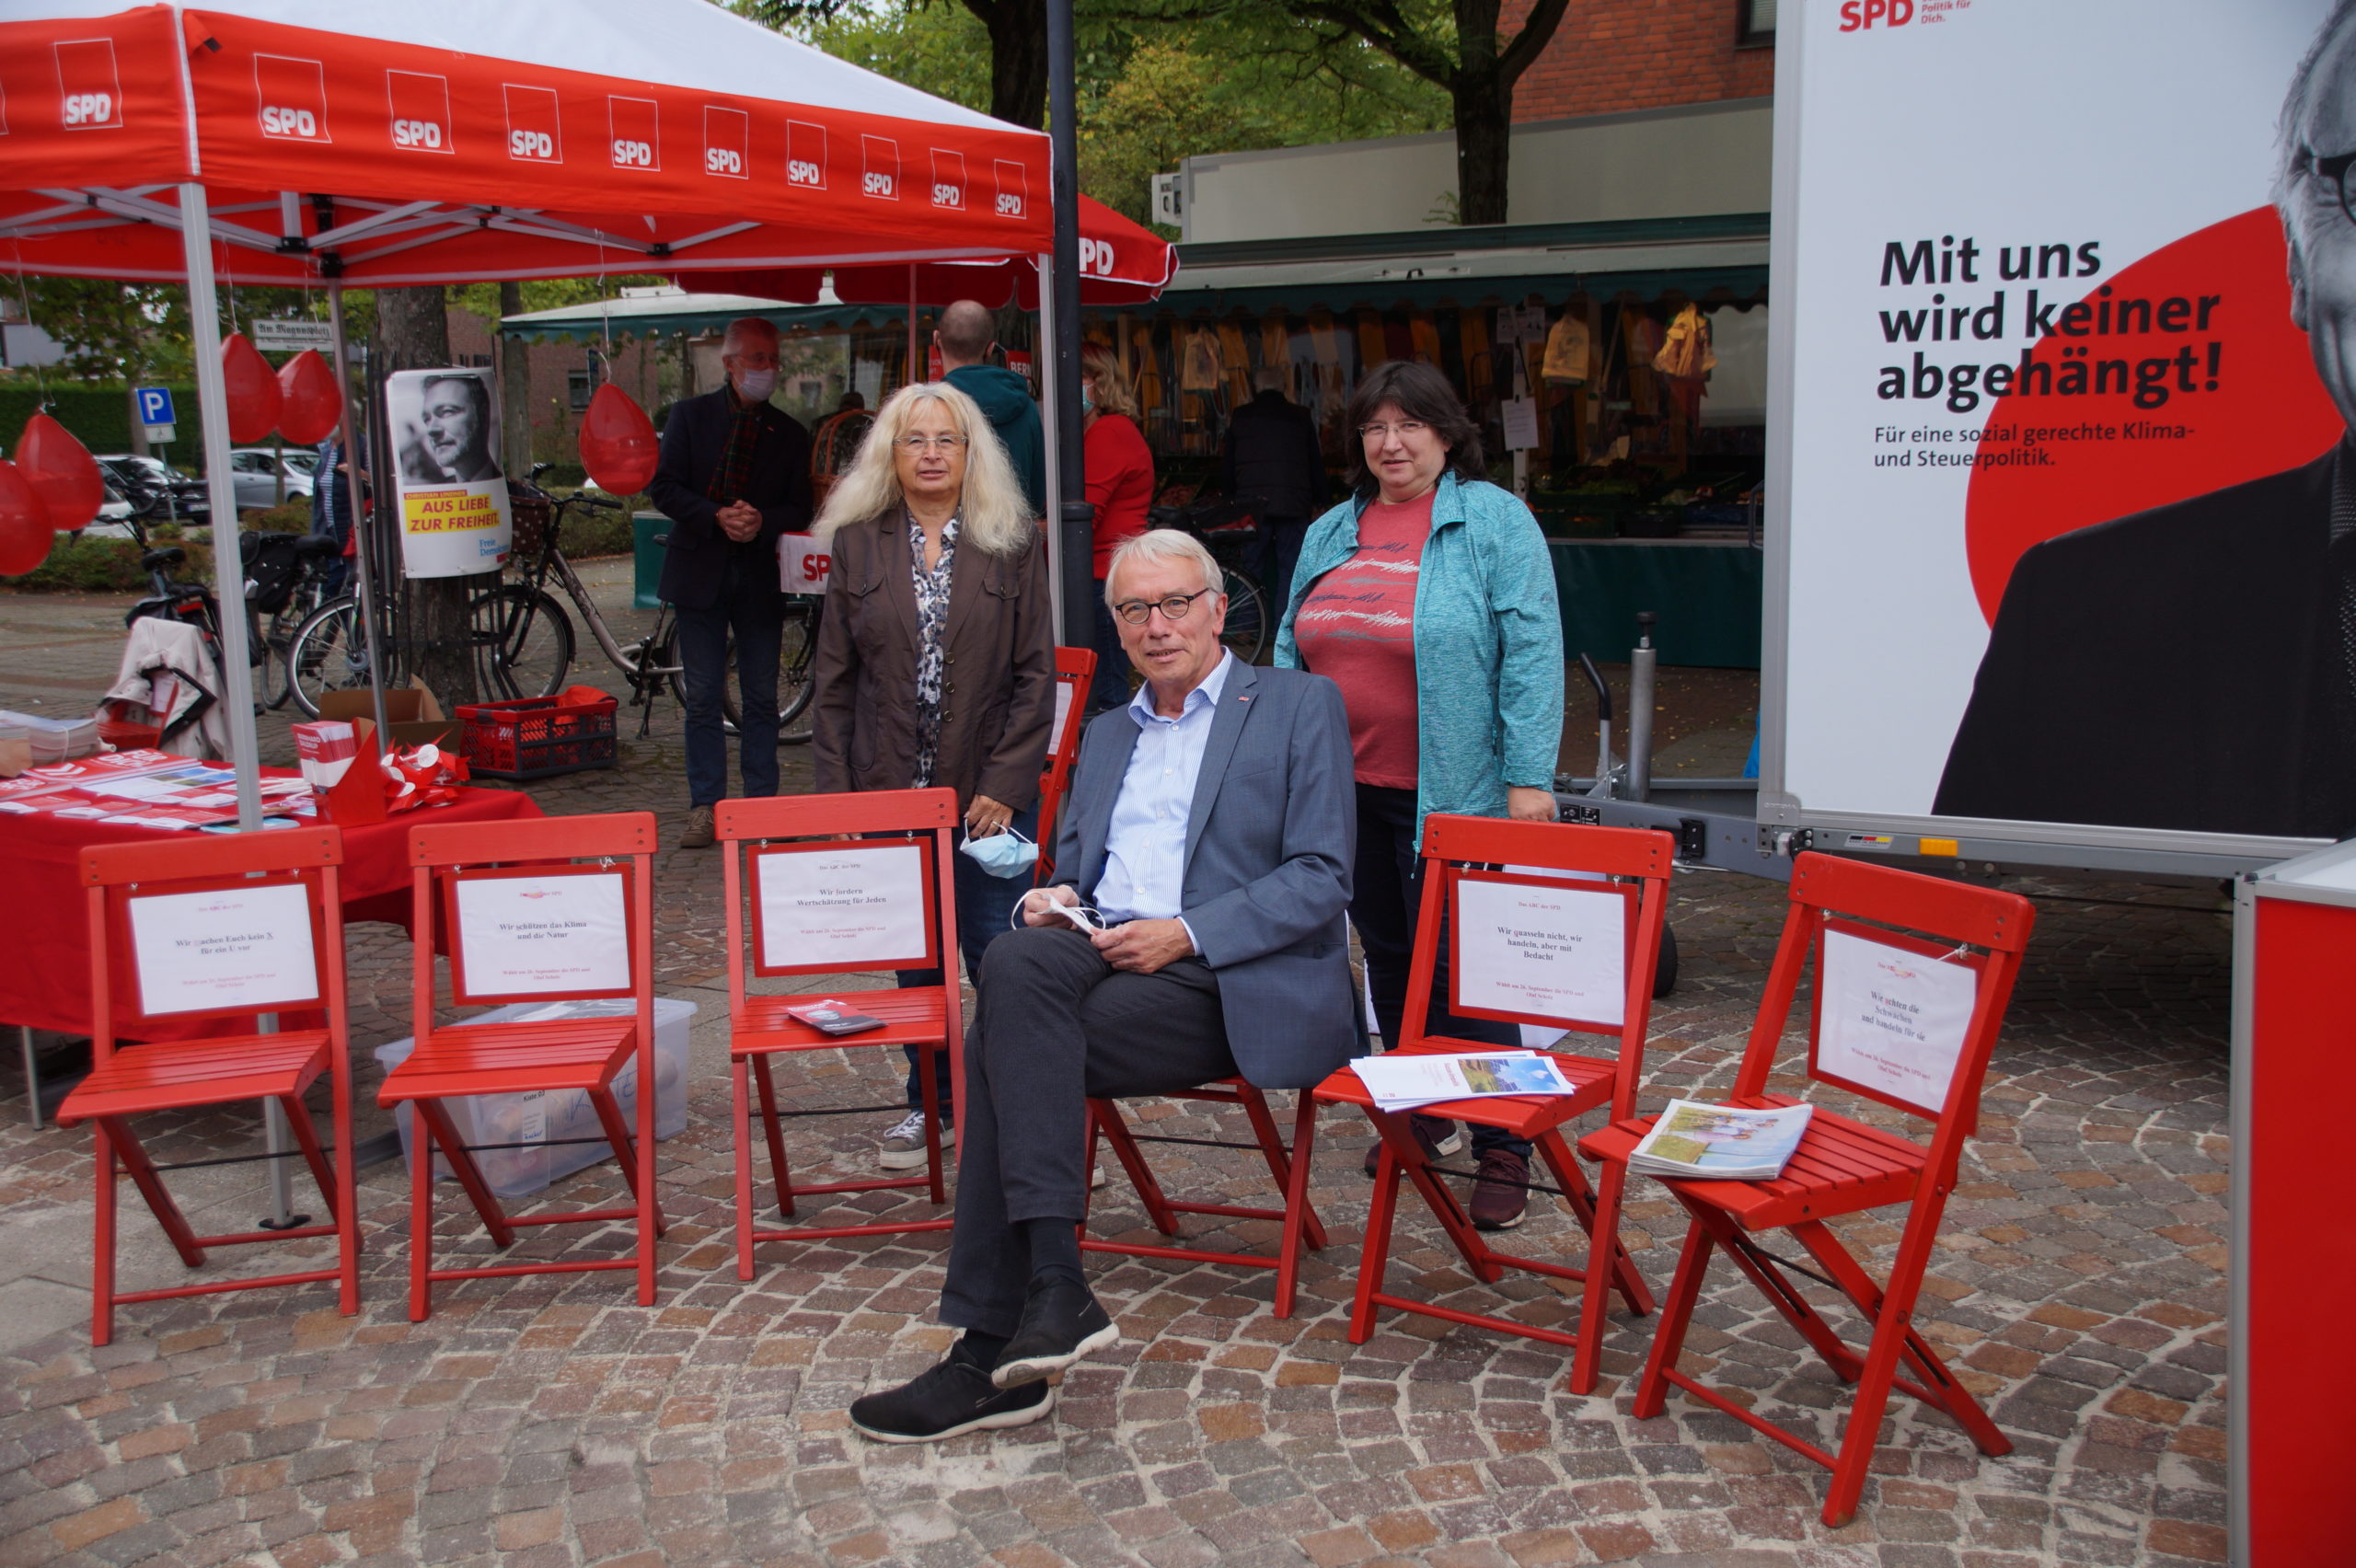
xmin=941 ymin=926 xmax=1237 ymax=1336
xmin=1352 ymin=783 xmax=1531 ymax=1160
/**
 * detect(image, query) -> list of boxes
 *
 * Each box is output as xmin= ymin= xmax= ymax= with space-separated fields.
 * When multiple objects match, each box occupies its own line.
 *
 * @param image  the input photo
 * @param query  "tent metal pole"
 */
xmin=1037 ymin=253 xmax=1064 ymax=633
xmin=329 ymin=282 xmax=391 ymax=743
xmin=1046 ymin=0 xmax=1094 ymax=648
xmin=907 ymin=264 xmax=919 ymax=388
xmin=177 ymin=182 xmax=263 ymax=832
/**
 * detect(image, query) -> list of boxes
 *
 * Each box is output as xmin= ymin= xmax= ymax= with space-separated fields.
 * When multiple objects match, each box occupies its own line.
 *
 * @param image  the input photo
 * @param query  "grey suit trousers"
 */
xmin=941 ymin=925 xmax=1239 ymax=1336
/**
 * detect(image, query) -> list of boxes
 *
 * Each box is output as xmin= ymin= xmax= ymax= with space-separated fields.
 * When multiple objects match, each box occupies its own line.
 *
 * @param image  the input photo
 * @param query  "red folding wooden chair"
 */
xmin=58 ymin=827 xmax=360 ymax=1345
xmin=1578 ymin=852 xmax=2035 ymax=1527
xmin=378 ymin=812 xmax=662 ymax=1320
xmin=1312 ymin=816 xmax=1674 ymax=1389
xmin=1080 ymin=1078 xmax=1327 ymax=1317
xmin=1034 ymin=645 xmax=1097 ymax=883
xmin=716 ymin=789 xmax=964 ymax=1275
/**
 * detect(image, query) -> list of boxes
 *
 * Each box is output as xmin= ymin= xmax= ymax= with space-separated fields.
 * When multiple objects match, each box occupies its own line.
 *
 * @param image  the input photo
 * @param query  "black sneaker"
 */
xmin=849 ymin=1336 xmax=1056 ymax=1444
xmin=990 ymin=1274 xmax=1118 ymax=1389
xmin=1469 ymin=1147 xmax=1531 ymax=1231
xmin=1362 ymin=1113 xmax=1464 ymax=1178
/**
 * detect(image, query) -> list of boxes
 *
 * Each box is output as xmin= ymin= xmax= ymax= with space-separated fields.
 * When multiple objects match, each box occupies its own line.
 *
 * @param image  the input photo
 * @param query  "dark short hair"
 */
xmin=1344 ymin=360 xmax=1484 ymax=499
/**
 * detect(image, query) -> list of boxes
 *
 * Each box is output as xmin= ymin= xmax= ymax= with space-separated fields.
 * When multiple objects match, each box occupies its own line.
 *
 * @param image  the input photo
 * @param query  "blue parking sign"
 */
xmin=134 ymin=386 xmax=176 ymax=427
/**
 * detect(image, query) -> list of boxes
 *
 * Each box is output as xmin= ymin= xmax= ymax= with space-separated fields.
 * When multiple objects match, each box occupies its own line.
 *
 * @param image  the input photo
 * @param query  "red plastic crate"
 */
xmin=455 ymin=693 xmax=618 ymax=779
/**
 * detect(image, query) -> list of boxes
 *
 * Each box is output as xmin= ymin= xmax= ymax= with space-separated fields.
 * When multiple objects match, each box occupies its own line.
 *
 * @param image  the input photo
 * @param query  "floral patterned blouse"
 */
xmin=907 ymin=510 xmax=961 ymax=790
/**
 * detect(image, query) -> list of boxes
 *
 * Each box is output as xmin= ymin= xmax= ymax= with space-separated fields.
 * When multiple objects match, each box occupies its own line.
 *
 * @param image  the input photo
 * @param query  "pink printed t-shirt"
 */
xmin=1292 ymin=488 xmax=1432 ymax=789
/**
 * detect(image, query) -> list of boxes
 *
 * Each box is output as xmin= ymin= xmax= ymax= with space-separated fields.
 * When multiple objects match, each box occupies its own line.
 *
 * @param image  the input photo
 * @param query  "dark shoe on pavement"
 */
xmin=849 ymin=1335 xmax=1055 ymax=1443
xmin=678 ymin=805 xmax=716 ymax=849
xmin=1362 ymin=1114 xmax=1464 ymax=1178
xmin=991 ymin=1274 xmax=1117 ymax=1389
xmin=1469 ymin=1147 xmax=1530 ymax=1231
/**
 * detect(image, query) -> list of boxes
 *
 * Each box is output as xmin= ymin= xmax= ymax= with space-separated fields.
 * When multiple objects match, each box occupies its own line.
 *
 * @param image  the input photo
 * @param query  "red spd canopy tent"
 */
xmin=0 ymin=0 xmax=1058 ymax=825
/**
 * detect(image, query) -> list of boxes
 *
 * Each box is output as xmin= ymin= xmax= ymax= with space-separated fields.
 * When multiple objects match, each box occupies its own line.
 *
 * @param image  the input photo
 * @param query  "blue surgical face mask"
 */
xmin=960 ymin=824 xmax=1038 ymax=879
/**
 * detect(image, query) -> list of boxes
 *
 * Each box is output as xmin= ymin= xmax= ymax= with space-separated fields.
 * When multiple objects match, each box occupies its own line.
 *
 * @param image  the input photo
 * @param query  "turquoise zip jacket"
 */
xmin=1275 ymin=470 xmax=1564 ymax=845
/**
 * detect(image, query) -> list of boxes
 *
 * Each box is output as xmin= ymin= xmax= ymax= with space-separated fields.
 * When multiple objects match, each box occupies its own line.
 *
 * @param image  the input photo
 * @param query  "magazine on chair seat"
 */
xmin=1350 ymin=1050 xmax=1578 ymax=1113
xmin=1627 ymin=1100 xmax=1815 ymax=1182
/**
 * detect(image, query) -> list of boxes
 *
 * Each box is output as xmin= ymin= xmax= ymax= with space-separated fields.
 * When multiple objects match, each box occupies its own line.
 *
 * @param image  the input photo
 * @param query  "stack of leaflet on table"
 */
xmin=1626 ymin=1100 xmax=1815 ymax=1182
xmin=1350 ymin=1050 xmax=1579 ymax=1113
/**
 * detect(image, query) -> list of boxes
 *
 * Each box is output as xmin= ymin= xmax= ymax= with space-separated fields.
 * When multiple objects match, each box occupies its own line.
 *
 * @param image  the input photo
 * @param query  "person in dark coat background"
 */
xmin=1222 ymin=366 xmax=1328 ymax=617
xmin=649 ymin=316 xmax=814 ymax=848
xmin=937 ymin=299 xmax=1045 ymax=518
xmin=1935 ymin=8 xmax=2356 ymax=842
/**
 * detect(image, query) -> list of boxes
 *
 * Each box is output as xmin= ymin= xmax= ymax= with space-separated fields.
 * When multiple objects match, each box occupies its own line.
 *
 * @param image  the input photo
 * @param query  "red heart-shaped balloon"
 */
xmin=222 ymin=331 xmax=283 ymax=444
xmin=16 ymin=411 xmax=107 ymax=531
xmin=275 ymin=349 xmax=344 ymax=445
xmin=0 ymin=461 xmax=57 ymax=576
xmin=577 ymin=383 xmax=660 ymax=495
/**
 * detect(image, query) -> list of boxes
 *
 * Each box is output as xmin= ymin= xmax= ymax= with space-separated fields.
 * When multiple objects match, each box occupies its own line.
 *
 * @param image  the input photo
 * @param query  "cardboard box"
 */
xmin=315 ymin=684 xmax=458 ymax=753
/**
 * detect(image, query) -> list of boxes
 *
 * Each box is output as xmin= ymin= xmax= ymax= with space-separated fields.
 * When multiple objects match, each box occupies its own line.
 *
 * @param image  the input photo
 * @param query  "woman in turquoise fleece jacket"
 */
xmin=1274 ymin=360 xmax=1564 ymax=1228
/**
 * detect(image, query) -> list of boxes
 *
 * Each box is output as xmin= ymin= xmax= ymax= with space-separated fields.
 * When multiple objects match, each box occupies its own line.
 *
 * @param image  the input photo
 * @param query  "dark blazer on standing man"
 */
xmin=1053 ymin=659 xmax=1357 ymax=1089
xmin=809 ymin=510 xmax=1057 ymax=813
xmin=648 ymin=386 xmax=814 ymax=612
xmin=1220 ymin=389 xmax=1327 ymax=520
xmin=1934 ymin=447 xmax=2344 ymax=840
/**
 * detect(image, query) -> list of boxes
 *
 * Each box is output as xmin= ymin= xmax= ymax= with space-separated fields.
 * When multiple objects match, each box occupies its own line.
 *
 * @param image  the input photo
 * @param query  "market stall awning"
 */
xmin=1137 ymin=213 xmax=1769 ymax=317
xmin=0 ymin=0 xmax=1051 ymax=284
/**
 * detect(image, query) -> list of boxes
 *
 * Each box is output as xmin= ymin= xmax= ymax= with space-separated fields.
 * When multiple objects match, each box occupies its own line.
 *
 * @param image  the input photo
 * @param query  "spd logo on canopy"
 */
xmin=608 ymin=96 xmax=659 ymax=172
xmin=387 ymin=71 xmax=453 ymax=155
xmin=704 ymin=105 xmax=748 ymax=179
xmin=503 ymin=84 xmax=561 ymax=163
xmin=55 ymin=39 xmax=122 ymax=131
xmin=860 ymin=134 xmax=899 ymax=200
xmin=992 ymin=159 xmax=1029 ymax=221
xmin=254 ymin=54 xmax=329 ymax=144
xmin=930 ymin=149 xmax=966 ymax=210
xmin=787 ymin=120 xmax=827 ymax=190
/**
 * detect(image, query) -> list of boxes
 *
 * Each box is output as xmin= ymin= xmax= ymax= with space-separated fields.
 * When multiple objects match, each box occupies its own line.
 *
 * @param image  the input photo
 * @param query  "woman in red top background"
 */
xmin=1081 ymin=343 xmax=1153 ymax=711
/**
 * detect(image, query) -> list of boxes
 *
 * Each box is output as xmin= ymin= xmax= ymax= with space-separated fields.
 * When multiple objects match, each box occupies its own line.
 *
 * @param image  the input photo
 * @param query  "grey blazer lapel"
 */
xmin=1075 ymin=710 xmax=1140 ymax=894
xmin=1183 ymin=658 xmax=1259 ymax=872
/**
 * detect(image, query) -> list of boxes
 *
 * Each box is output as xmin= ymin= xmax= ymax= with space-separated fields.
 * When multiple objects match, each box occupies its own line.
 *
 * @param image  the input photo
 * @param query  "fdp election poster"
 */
xmin=387 ymin=367 xmax=512 ymax=578
xmin=1776 ymin=0 xmax=2348 ymax=845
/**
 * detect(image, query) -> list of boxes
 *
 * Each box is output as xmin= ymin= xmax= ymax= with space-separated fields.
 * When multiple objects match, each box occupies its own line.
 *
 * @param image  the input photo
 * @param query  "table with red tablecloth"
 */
xmin=0 ymin=781 xmax=544 ymax=1040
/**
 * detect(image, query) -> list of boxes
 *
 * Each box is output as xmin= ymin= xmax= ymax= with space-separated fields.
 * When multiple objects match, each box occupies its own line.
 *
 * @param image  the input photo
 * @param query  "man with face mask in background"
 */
xmin=650 ymin=316 xmax=814 ymax=847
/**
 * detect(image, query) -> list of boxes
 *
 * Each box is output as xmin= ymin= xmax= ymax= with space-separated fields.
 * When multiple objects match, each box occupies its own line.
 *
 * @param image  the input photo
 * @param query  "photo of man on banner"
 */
xmin=386 ymin=367 xmax=514 ymax=580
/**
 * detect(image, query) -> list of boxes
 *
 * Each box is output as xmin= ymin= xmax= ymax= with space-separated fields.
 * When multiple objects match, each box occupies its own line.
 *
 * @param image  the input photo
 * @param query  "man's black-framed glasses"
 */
xmin=1112 ymin=587 xmax=1218 ymax=625
xmin=2307 ymin=147 xmax=2356 ymax=224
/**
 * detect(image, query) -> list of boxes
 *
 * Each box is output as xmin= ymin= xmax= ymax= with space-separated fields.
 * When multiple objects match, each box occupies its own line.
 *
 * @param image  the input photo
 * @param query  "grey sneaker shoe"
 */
xmin=879 ymin=1109 xmax=955 ymax=1170
xmin=678 ymin=805 xmax=716 ymax=849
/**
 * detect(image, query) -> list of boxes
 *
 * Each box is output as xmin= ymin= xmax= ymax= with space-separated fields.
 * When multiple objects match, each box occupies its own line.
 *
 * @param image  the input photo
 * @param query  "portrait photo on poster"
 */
xmin=385 ymin=367 xmax=513 ymax=580
xmin=1780 ymin=0 xmax=2350 ymax=846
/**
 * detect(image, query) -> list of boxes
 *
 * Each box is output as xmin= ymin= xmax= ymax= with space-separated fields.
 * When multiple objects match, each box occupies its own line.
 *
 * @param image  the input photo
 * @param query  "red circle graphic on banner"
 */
xmin=1962 ymin=207 xmax=2345 ymax=622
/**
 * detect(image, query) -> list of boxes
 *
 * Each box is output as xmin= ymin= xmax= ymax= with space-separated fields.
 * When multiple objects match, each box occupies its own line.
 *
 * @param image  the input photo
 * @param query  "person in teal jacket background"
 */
xmin=1276 ymin=359 xmax=1564 ymax=1229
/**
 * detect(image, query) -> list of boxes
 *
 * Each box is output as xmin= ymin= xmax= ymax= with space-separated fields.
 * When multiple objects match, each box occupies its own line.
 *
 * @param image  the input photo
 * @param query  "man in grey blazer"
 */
xmin=851 ymin=530 xmax=1357 ymax=1445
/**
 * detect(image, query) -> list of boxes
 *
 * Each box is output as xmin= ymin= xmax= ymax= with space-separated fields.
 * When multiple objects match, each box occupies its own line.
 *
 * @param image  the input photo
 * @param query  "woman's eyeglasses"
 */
xmin=1111 ymin=588 xmax=1218 ymax=625
xmin=897 ymin=434 xmax=968 ymax=453
xmin=1356 ymin=420 xmax=1430 ymax=442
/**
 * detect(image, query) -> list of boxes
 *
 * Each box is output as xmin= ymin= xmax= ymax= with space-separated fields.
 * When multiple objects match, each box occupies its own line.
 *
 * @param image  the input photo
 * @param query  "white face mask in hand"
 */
xmin=960 ymin=824 xmax=1038 ymax=879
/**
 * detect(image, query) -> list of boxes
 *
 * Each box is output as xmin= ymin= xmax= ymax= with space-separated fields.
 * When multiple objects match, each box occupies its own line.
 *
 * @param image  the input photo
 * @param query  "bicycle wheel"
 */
xmin=285 ymin=597 xmax=371 ymax=719
xmin=468 ymin=584 xmax=573 ymax=701
xmin=1219 ymin=564 xmax=1270 ymax=665
xmin=261 ymin=593 xmax=313 ymax=709
xmin=778 ymin=597 xmax=820 ymax=744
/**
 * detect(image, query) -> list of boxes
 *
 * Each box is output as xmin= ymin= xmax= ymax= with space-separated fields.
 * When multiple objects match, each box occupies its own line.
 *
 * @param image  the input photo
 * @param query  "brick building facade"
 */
xmin=1507 ymin=0 xmax=1773 ymax=122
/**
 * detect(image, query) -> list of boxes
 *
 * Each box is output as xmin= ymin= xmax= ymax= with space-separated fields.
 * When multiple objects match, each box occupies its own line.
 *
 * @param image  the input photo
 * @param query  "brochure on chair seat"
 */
xmin=1627 ymin=1100 xmax=1815 ymax=1182
xmin=782 ymin=998 xmax=885 ymax=1036
xmin=1350 ymin=1050 xmax=1577 ymax=1112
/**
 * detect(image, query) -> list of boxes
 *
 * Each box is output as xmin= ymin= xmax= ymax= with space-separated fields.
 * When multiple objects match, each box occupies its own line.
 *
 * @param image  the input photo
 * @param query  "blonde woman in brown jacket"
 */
xmin=811 ymin=380 xmax=1056 ymax=1168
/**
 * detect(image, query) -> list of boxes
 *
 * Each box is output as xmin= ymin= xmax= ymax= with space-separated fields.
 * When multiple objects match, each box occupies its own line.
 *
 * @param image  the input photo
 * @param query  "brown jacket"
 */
xmin=810 ymin=509 xmax=1056 ymax=811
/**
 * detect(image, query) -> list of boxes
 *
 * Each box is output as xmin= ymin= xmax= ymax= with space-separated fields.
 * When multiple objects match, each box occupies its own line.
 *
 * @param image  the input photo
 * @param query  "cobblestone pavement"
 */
xmin=0 ymin=571 xmax=2230 ymax=1567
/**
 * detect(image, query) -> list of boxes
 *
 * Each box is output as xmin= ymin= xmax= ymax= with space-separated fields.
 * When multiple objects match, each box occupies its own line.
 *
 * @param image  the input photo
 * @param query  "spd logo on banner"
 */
xmin=55 ymin=39 xmax=123 ymax=131
xmin=860 ymin=134 xmax=899 ymax=200
xmin=778 ymin=534 xmax=831 ymax=593
xmin=993 ymin=159 xmax=1029 ymax=220
xmin=254 ymin=54 xmax=329 ymax=144
xmin=787 ymin=120 xmax=827 ymax=190
xmin=387 ymin=71 xmax=453 ymax=155
xmin=930 ymin=149 xmax=966 ymax=211
xmin=704 ymin=106 xmax=748 ymax=179
xmin=608 ymin=96 xmax=658 ymax=171
xmin=503 ymin=85 xmax=560 ymax=163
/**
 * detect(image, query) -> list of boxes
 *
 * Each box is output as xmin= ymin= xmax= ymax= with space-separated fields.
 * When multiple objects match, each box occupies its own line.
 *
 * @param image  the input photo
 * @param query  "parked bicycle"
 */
xmin=1145 ymin=491 xmax=1273 ymax=664
xmin=123 ymin=515 xmax=340 ymax=711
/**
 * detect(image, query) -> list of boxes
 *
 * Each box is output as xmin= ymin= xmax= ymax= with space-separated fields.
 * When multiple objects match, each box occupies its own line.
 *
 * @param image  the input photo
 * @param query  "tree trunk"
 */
xmin=377 ymin=284 xmax=489 ymax=707
xmin=967 ymin=0 xmax=1046 ymax=129
xmin=499 ymin=281 xmax=531 ymax=474
xmin=126 ymin=386 xmax=148 ymax=457
xmin=1450 ymin=66 xmax=1513 ymax=225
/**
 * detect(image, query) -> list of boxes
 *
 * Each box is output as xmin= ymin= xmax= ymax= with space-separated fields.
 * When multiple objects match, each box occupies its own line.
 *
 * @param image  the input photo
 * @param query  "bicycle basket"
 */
xmin=507 ymin=489 xmax=554 ymax=555
xmin=239 ymin=531 xmax=306 ymax=614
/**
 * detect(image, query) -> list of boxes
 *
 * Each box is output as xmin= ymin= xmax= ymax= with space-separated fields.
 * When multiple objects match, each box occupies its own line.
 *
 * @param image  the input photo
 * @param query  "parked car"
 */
xmin=227 ymin=447 xmax=317 ymax=509
xmin=96 ymin=454 xmax=212 ymax=525
xmin=75 ymin=481 xmax=142 ymax=540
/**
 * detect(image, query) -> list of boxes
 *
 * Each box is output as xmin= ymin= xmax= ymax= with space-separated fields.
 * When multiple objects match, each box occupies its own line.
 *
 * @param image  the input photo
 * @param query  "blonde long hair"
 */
xmin=813 ymin=381 xmax=1034 ymax=557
